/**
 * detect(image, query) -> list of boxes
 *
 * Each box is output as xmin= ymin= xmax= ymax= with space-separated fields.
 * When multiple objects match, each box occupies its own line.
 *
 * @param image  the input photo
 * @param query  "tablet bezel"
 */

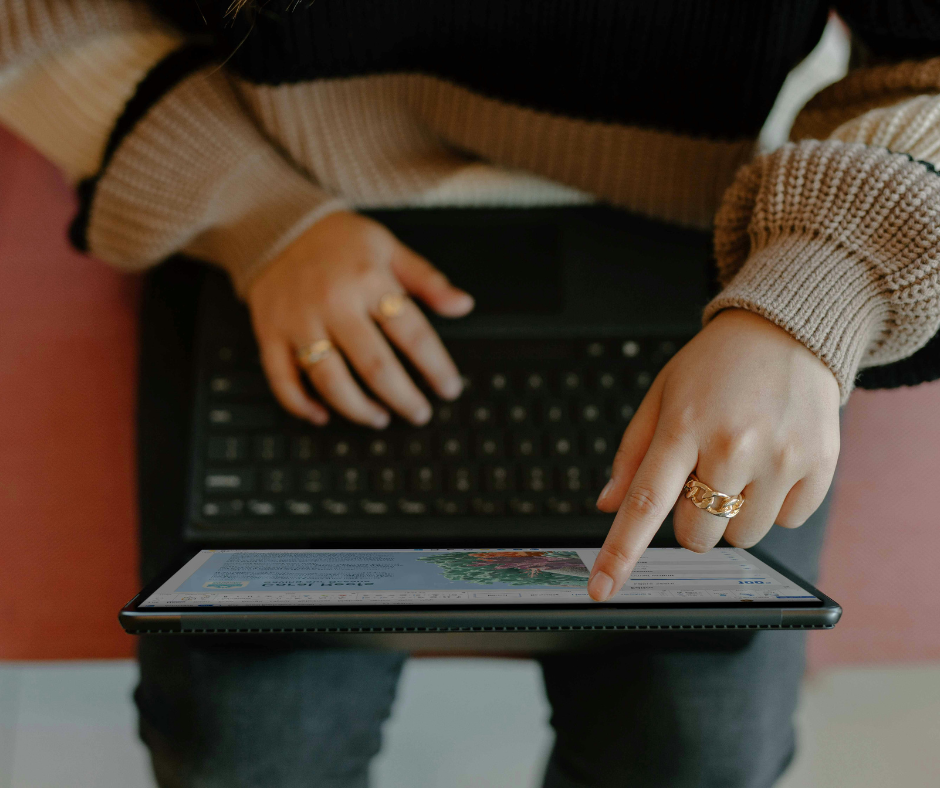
xmin=119 ymin=546 xmax=842 ymax=634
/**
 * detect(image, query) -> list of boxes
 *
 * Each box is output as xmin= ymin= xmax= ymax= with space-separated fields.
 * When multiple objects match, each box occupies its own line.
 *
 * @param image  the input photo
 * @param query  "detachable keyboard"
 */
xmin=183 ymin=206 xmax=713 ymax=544
xmin=187 ymin=333 xmax=690 ymax=543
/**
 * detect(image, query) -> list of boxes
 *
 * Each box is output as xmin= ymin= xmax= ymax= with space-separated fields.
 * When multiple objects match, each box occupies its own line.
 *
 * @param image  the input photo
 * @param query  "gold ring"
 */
xmin=377 ymin=292 xmax=408 ymax=319
xmin=683 ymin=473 xmax=745 ymax=519
xmin=295 ymin=339 xmax=333 ymax=366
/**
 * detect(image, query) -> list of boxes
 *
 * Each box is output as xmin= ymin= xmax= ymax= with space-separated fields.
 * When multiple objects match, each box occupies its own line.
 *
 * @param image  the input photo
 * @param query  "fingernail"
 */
xmin=372 ymin=411 xmax=390 ymax=429
xmin=441 ymin=377 xmax=462 ymax=400
xmin=413 ymin=403 xmax=432 ymax=425
xmin=588 ymin=571 xmax=614 ymax=602
xmin=455 ymin=293 xmax=475 ymax=311
xmin=596 ymin=479 xmax=614 ymax=506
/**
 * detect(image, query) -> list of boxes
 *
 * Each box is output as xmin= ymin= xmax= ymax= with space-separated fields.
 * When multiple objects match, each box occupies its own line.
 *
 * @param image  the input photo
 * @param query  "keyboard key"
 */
xmin=469 ymin=403 xmax=495 ymax=426
xmin=586 ymin=432 xmax=615 ymax=457
xmin=373 ymin=467 xmax=401 ymax=493
xmin=321 ymin=498 xmax=350 ymax=515
xmin=548 ymin=430 xmax=578 ymax=457
xmin=435 ymin=498 xmax=467 ymax=515
xmin=292 ymin=436 xmax=319 ymax=461
xmin=559 ymin=371 xmax=582 ymax=392
xmin=208 ymin=405 xmax=277 ymax=429
xmin=207 ymin=436 xmax=248 ymax=462
xmin=202 ymin=499 xmax=244 ymax=517
xmin=559 ymin=465 xmax=588 ymax=493
xmin=615 ymin=402 xmax=636 ymax=423
xmin=208 ymin=372 xmax=267 ymax=398
xmin=596 ymin=371 xmax=618 ymax=392
xmin=540 ymin=399 xmax=567 ymax=425
xmin=523 ymin=466 xmax=549 ymax=493
xmin=402 ymin=434 xmax=432 ymax=460
xmin=439 ymin=432 xmax=468 ymax=460
xmin=339 ymin=467 xmax=366 ymax=493
xmin=547 ymin=497 xmax=577 ymax=515
xmin=475 ymin=432 xmax=504 ymax=459
xmin=507 ymin=403 xmax=531 ymax=425
xmin=261 ymin=467 xmax=292 ymax=494
xmin=359 ymin=499 xmax=390 ymax=515
xmin=367 ymin=437 xmax=392 ymax=459
xmin=524 ymin=372 xmax=545 ymax=393
xmin=651 ymin=339 xmax=679 ymax=365
xmin=488 ymin=373 xmax=510 ymax=393
xmin=208 ymin=375 xmax=234 ymax=395
xmin=285 ymin=499 xmax=315 ymax=516
xmin=432 ymin=402 xmax=460 ymax=426
xmin=484 ymin=464 xmax=514 ymax=492
xmin=634 ymin=370 xmax=653 ymax=390
xmin=621 ymin=340 xmax=641 ymax=358
xmin=585 ymin=341 xmax=606 ymax=358
xmin=300 ymin=467 xmax=331 ymax=493
xmin=212 ymin=343 xmax=238 ymax=364
xmin=471 ymin=497 xmax=505 ymax=515
xmin=509 ymin=497 xmax=541 ymax=515
xmin=578 ymin=402 xmax=604 ymax=424
xmin=247 ymin=498 xmax=279 ymax=516
xmin=329 ymin=437 xmax=357 ymax=460
xmin=512 ymin=432 xmax=540 ymax=459
xmin=448 ymin=466 xmax=477 ymax=493
xmin=204 ymin=469 xmax=254 ymax=493
xmin=397 ymin=498 xmax=429 ymax=515
xmin=255 ymin=435 xmax=285 ymax=462
xmin=410 ymin=465 xmax=439 ymax=493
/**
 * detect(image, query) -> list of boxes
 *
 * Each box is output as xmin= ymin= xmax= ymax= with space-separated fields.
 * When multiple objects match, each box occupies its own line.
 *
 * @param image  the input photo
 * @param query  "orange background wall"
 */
xmin=1 ymin=127 xmax=938 ymax=665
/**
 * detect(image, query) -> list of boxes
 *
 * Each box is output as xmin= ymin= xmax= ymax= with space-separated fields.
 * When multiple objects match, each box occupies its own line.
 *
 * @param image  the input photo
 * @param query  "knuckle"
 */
xmin=771 ymin=443 xmax=803 ymax=475
xmin=357 ymin=266 xmax=387 ymax=292
xmin=713 ymin=428 xmax=760 ymax=464
xmin=670 ymin=403 xmax=699 ymax=436
xmin=600 ymin=542 xmax=639 ymax=570
xmin=322 ymin=281 xmax=357 ymax=314
xmin=359 ymin=353 xmax=389 ymax=387
xmin=675 ymin=529 xmax=715 ymax=553
xmin=403 ymin=323 xmax=436 ymax=357
xmin=624 ymin=484 xmax=666 ymax=519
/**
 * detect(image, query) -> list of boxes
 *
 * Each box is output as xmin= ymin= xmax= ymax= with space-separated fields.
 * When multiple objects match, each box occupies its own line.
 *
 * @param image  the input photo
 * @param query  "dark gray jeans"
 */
xmin=133 ymin=260 xmax=832 ymax=788
xmin=135 ymin=498 xmax=829 ymax=788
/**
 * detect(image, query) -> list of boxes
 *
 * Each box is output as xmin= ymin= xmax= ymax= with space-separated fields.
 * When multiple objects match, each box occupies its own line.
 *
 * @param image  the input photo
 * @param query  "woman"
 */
xmin=2 ymin=1 xmax=939 ymax=786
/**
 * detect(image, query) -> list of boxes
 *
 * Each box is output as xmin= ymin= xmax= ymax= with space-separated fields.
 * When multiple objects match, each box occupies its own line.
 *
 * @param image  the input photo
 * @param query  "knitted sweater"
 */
xmin=2 ymin=1 xmax=940 ymax=402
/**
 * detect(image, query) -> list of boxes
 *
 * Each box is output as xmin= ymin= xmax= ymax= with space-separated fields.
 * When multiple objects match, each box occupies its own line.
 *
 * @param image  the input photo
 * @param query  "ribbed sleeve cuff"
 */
xmin=705 ymin=140 xmax=940 ymax=403
xmin=79 ymin=60 xmax=347 ymax=295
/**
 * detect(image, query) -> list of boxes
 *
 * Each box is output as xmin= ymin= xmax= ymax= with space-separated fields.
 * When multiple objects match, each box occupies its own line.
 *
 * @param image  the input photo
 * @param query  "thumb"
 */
xmin=391 ymin=249 xmax=474 ymax=317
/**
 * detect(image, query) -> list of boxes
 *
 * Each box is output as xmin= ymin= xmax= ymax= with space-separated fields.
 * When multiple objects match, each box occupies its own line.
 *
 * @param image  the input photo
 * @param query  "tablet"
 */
xmin=120 ymin=546 xmax=841 ymax=637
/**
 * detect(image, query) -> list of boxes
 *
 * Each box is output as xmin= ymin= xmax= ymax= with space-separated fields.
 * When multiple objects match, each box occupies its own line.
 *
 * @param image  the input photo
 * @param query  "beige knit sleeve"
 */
xmin=84 ymin=65 xmax=348 ymax=295
xmin=704 ymin=58 xmax=940 ymax=403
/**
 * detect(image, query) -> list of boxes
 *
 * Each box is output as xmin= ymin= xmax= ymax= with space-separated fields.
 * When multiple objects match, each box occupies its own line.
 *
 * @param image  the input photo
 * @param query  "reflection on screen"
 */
xmin=140 ymin=548 xmax=819 ymax=608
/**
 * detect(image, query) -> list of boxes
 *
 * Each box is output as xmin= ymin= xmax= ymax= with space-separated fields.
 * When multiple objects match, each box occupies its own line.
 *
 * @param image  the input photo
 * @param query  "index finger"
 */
xmin=588 ymin=426 xmax=698 ymax=601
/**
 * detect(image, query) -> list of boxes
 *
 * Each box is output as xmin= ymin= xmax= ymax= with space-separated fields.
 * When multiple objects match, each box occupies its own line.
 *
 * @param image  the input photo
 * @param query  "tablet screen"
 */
xmin=139 ymin=548 xmax=820 ymax=608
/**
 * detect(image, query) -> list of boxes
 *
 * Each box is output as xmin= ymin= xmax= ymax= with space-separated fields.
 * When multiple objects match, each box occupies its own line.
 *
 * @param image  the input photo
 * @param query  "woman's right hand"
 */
xmin=246 ymin=211 xmax=474 ymax=428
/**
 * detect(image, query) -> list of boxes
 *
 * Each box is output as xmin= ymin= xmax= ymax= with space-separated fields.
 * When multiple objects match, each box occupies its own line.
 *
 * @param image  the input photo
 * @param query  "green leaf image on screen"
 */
xmin=416 ymin=551 xmax=590 ymax=587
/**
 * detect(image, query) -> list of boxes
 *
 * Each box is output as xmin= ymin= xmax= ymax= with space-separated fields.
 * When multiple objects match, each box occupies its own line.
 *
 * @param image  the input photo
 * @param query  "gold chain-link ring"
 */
xmin=683 ymin=473 xmax=745 ymax=518
xmin=377 ymin=292 xmax=408 ymax=319
xmin=295 ymin=339 xmax=334 ymax=366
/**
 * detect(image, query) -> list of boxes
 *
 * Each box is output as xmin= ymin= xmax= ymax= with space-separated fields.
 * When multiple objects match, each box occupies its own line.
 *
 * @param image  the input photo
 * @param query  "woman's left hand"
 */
xmin=589 ymin=308 xmax=841 ymax=601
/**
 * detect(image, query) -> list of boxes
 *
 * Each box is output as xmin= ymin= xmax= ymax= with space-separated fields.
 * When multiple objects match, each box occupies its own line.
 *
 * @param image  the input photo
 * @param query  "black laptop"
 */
xmin=186 ymin=206 xmax=712 ymax=545
xmin=120 ymin=206 xmax=841 ymax=641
